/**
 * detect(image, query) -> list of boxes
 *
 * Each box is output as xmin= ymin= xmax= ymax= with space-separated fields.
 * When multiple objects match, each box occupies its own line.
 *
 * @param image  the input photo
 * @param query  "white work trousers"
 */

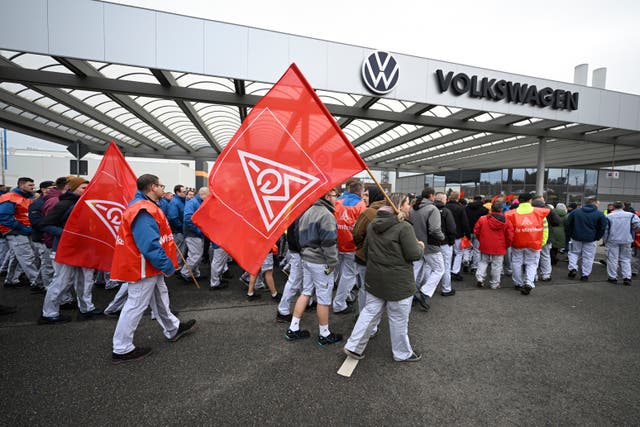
xmin=568 ymin=240 xmax=598 ymax=277
xmin=344 ymin=293 xmax=413 ymax=361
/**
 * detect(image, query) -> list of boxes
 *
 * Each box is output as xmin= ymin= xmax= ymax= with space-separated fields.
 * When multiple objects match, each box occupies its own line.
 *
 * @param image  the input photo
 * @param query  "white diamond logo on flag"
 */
xmin=85 ymin=200 xmax=127 ymax=240
xmin=238 ymin=150 xmax=320 ymax=233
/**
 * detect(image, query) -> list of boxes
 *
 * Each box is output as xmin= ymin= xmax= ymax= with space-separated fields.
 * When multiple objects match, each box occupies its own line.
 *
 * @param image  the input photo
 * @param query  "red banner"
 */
xmin=55 ymin=142 xmax=137 ymax=271
xmin=193 ymin=63 xmax=366 ymax=274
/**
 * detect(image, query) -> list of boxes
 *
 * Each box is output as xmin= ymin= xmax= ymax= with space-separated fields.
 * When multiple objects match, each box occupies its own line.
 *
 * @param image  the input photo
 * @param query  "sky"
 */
xmin=5 ymin=0 xmax=640 ymax=149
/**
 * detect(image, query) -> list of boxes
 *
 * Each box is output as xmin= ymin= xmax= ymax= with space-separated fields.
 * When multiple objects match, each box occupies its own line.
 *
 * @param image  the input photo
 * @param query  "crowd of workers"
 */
xmin=0 ymin=174 xmax=638 ymax=364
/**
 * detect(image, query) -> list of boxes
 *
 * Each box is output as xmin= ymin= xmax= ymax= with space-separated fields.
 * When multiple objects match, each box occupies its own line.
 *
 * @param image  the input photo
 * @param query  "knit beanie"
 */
xmin=67 ymin=176 xmax=89 ymax=191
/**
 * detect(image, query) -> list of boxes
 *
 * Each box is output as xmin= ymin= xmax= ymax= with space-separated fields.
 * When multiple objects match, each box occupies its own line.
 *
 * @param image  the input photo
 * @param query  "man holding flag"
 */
xmin=111 ymin=174 xmax=196 ymax=364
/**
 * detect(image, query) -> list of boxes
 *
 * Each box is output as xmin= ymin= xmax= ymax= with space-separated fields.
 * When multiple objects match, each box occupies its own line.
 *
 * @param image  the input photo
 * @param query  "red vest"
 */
xmin=0 ymin=192 xmax=32 ymax=234
xmin=506 ymin=207 xmax=548 ymax=250
xmin=334 ymin=199 xmax=366 ymax=252
xmin=110 ymin=200 xmax=177 ymax=282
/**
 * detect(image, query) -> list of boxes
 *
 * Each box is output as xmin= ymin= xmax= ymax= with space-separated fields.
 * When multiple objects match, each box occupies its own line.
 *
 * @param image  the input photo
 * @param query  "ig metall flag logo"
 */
xmin=361 ymin=51 xmax=399 ymax=94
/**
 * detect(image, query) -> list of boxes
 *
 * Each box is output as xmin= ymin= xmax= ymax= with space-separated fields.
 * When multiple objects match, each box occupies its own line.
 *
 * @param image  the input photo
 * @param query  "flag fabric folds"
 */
xmin=55 ymin=142 xmax=137 ymax=271
xmin=193 ymin=63 xmax=366 ymax=275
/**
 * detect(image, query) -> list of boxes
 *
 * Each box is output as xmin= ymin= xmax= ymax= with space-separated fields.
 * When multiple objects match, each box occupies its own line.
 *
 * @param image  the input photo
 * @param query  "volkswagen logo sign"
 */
xmin=361 ymin=51 xmax=399 ymax=95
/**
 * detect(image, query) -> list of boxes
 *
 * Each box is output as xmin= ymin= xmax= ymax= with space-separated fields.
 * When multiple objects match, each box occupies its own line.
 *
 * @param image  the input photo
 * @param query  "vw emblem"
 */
xmin=361 ymin=51 xmax=399 ymax=94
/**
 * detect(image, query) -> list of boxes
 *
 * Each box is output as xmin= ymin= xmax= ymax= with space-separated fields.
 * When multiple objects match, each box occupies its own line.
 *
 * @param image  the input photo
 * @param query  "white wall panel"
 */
xmin=288 ymin=36 xmax=328 ymax=89
xmin=326 ymin=43 xmax=365 ymax=95
xmin=48 ymin=0 xmax=104 ymax=60
xmin=204 ymin=21 xmax=248 ymax=79
xmin=246 ymin=29 xmax=289 ymax=83
xmin=0 ymin=0 xmax=48 ymax=53
xmin=104 ymin=3 xmax=156 ymax=67
xmin=156 ymin=12 xmax=204 ymax=74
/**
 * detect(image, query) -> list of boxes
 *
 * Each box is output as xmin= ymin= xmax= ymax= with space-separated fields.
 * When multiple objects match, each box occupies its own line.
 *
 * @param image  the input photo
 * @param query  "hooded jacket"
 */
xmin=466 ymin=200 xmax=489 ymax=232
xmin=566 ymin=204 xmax=607 ymax=242
xmin=474 ymin=212 xmax=514 ymax=255
xmin=298 ymin=198 xmax=338 ymax=267
xmin=364 ymin=208 xmax=424 ymax=301
xmin=409 ymin=198 xmax=443 ymax=254
xmin=550 ymin=208 xmax=568 ymax=249
xmin=434 ymin=200 xmax=457 ymax=246
xmin=445 ymin=200 xmax=470 ymax=239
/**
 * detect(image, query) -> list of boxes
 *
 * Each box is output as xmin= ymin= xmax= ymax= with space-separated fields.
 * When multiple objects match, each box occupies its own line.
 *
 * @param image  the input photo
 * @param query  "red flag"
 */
xmin=55 ymin=142 xmax=137 ymax=271
xmin=193 ymin=63 xmax=366 ymax=275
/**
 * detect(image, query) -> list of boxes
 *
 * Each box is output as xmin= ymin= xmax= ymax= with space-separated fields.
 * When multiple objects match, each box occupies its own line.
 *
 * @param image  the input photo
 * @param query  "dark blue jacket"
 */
xmin=28 ymin=196 xmax=46 ymax=242
xmin=184 ymin=195 xmax=204 ymax=238
xmin=167 ymin=195 xmax=186 ymax=234
xmin=0 ymin=188 xmax=34 ymax=235
xmin=129 ymin=190 xmax=175 ymax=275
xmin=158 ymin=197 xmax=170 ymax=216
xmin=566 ymin=204 xmax=607 ymax=242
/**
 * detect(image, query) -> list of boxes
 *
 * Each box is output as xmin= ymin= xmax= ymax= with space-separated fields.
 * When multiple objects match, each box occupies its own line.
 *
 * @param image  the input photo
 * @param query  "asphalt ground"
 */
xmin=1 ymin=253 xmax=640 ymax=426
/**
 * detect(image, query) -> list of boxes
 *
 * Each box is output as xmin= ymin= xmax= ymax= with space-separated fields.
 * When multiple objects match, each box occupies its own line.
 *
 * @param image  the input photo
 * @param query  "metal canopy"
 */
xmin=0 ymin=49 xmax=639 ymax=173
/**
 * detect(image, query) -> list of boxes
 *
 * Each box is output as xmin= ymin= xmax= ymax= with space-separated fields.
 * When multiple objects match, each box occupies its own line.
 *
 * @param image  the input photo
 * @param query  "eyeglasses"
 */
xmin=328 ymin=193 xmax=338 ymax=198
xmin=154 ymin=183 xmax=165 ymax=190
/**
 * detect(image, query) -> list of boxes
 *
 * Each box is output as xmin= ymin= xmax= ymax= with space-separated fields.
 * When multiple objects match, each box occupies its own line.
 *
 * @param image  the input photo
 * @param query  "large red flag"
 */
xmin=193 ymin=63 xmax=366 ymax=275
xmin=55 ymin=142 xmax=137 ymax=271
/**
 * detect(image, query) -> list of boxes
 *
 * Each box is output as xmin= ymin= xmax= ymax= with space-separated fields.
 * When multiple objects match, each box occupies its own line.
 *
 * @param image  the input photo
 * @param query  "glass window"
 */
xmin=547 ymin=168 xmax=567 ymax=185
xmin=568 ymin=169 xmax=585 ymax=191
xmin=512 ymin=169 xmax=525 ymax=184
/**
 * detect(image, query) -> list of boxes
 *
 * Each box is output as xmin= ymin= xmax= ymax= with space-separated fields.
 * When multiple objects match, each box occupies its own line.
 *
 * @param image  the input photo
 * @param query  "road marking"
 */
xmin=337 ymin=356 xmax=359 ymax=377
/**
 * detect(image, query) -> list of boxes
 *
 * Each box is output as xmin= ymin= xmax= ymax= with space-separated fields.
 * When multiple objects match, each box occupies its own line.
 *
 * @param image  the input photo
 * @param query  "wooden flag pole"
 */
xmin=364 ymin=166 xmax=398 ymax=213
xmin=175 ymin=244 xmax=200 ymax=289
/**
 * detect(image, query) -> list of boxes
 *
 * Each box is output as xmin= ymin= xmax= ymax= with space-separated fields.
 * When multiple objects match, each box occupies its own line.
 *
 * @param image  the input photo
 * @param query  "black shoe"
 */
xmin=568 ymin=269 xmax=577 ymax=278
xmin=580 ymin=275 xmax=589 ymax=282
xmin=623 ymin=278 xmax=632 ymax=286
xmin=276 ymin=311 xmax=292 ymax=323
xmin=441 ymin=289 xmax=456 ymax=296
xmin=514 ymin=285 xmax=523 ymax=291
xmin=470 ymin=268 xmax=477 ymax=274
xmin=607 ymin=278 xmax=618 ymax=284
xmin=271 ymin=293 xmax=282 ymax=302
xmin=317 ymin=332 xmax=343 ymax=346
xmin=416 ymin=292 xmax=430 ymax=311
xmin=285 ymin=328 xmax=310 ymax=341
xmin=112 ymin=347 xmax=152 ymax=365
xmin=3 ymin=281 xmax=25 ymax=288
xmin=80 ymin=308 xmax=103 ymax=319
xmin=305 ymin=301 xmax=317 ymax=312
xmin=334 ymin=305 xmax=355 ymax=315
xmin=30 ymin=285 xmax=46 ymax=294
xmin=476 ymin=281 xmax=484 ymax=288
xmin=462 ymin=265 xmax=470 ymax=273
xmin=343 ymin=347 xmax=365 ymax=360
xmin=0 ymin=304 xmax=17 ymax=315
xmin=104 ymin=310 xmax=121 ymax=319
xmin=221 ymin=270 xmax=234 ymax=279
xmin=247 ymin=293 xmax=261 ymax=301
xmin=521 ymin=284 xmax=532 ymax=295
xmin=37 ymin=314 xmax=71 ymax=325
xmin=59 ymin=301 xmax=77 ymax=310
xmin=398 ymin=352 xmax=422 ymax=362
xmin=451 ymin=273 xmax=463 ymax=282
xmin=169 ymin=319 xmax=196 ymax=342
xmin=540 ymin=277 xmax=552 ymax=282
xmin=209 ymin=282 xmax=228 ymax=290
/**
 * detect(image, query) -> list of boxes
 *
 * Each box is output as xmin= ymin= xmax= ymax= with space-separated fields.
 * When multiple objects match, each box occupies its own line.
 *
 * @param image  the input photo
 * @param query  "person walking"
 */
xmin=343 ymin=192 xmax=424 ymax=362
xmin=505 ymin=193 xmax=549 ymax=295
xmin=565 ymin=196 xmax=607 ymax=281
xmin=474 ymin=201 xmax=514 ymax=289
xmin=111 ymin=174 xmax=195 ymax=364
xmin=603 ymin=201 xmax=640 ymax=285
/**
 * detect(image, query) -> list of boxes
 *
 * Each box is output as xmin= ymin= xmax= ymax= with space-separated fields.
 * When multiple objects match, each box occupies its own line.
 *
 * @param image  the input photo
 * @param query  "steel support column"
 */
xmin=536 ymin=137 xmax=546 ymax=197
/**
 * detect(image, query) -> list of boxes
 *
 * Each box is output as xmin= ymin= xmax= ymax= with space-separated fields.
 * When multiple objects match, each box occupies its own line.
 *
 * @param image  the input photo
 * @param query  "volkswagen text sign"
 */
xmin=361 ymin=51 xmax=399 ymax=95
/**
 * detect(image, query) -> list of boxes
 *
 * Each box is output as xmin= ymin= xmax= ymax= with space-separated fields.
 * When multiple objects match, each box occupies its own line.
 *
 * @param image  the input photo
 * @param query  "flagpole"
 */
xmin=364 ymin=167 xmax=398 ymax=213
xmin=175 ymin=244 xmax=201 ymax=289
